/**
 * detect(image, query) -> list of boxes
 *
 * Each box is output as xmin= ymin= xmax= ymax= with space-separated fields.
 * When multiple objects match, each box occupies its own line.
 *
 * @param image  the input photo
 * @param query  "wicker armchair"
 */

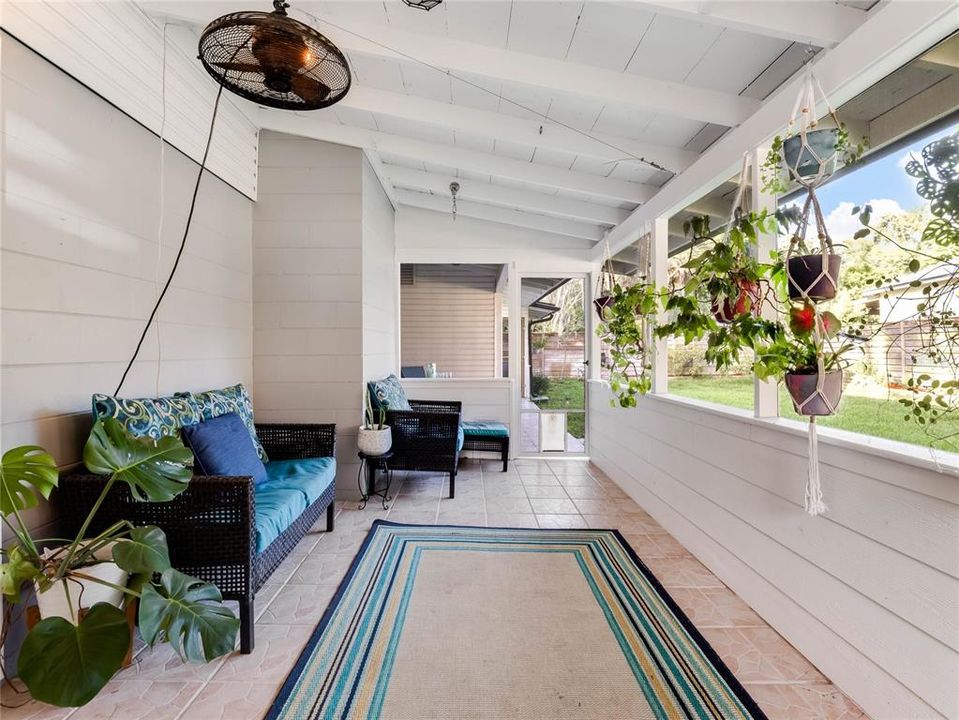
xmin=386 ymin=399 xmax=462 ymax=497
xmin=56 ymin=423 xmax=336 ymax=654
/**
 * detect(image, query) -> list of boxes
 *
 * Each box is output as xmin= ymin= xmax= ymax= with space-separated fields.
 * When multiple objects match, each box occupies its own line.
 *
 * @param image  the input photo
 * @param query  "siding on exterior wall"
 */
xmin=0 ymin=3 xmax=258 ymax=197
xmin=400 ymin=264 xmax=501 ymax=379
xmin=0 ymin=36 xmax=254 ymax=537
xmin=589 ymin=387 xmax=959 ymax=720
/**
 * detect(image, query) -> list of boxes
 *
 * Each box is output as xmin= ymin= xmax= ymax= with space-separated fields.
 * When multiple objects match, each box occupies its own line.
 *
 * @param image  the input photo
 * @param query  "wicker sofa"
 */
xmin=58 ymin=422 xmax=336 ymax=654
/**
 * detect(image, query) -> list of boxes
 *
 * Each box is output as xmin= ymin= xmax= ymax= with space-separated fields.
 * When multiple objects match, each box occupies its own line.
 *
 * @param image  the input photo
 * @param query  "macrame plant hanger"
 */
xmin=786 ymin=63 xmax=843 ymax=190
xmin=783 ymin=65 xmax=843 ymax=516
xmin=787 ymin=190 xmax=838 ymax=515
xmin=594 ymin=234 xmax=617 ymax=319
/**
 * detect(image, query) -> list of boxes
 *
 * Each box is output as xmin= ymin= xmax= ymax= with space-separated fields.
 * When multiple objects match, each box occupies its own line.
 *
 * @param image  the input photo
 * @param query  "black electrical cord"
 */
xmin=114 ymin=81 xmax=226 ymax=396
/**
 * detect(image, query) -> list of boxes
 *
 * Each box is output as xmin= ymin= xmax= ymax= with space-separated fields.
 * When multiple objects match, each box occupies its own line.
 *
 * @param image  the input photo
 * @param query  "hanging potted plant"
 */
xmin=676 ymin=210 xmax=777 ymax=324
xmin=752 ymin=304 xmax=852 ymax=416
xmin=0 ymin=419 xmax=239 ymax=707
xmin=357 ymin=387 xmax=391 ymax=455
xmin=784 ymin=188 xmax=842 ymax=301
xmin=593 ymin=240 xmax=617 ymax=320
xmin=595 ymin=281 xmax=659 ymax=407
xmin=761 ymin=68 xmax=866 ymax=195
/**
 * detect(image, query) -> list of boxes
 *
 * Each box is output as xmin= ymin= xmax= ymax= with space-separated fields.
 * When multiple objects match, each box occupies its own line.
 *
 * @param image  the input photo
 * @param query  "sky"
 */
xmin=812 ymin=123 xmax=956 ymax=240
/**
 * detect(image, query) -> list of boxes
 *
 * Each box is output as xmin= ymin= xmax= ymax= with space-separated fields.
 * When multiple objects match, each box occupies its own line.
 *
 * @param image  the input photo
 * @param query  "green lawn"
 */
xmin=531 ymin=377 xmax=585 ymax=438
xmin=668 ymin=375 xmax=959 ymax=451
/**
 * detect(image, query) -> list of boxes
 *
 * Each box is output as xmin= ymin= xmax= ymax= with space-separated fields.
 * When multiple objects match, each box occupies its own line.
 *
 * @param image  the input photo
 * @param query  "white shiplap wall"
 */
xmin=400 ymin=264 xmax=500 ymax=379
xmin=1 ymin=36 xmax=255 ymax=536
xmin=253 ymin=132 xmax=368 ymax=495
xmin=589 ymin=387 xmax=959 ymax=720
xmin=361 ymin=158 xmax=397 ymax=383
xmin=0 ymin=1 xmax=258 ymax=198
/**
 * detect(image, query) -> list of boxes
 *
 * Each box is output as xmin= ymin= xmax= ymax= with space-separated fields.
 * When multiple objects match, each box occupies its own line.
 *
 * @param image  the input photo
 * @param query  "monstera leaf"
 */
xmin=0 ymin=445 xmax=58 ymax=517
xmin=18 ymin=602 xmax=130 ymax=707
xmin=0 ymin=546 xmax=40 ymax=603
xmin=139 ymin=569 xmax=239 ymax=663
xmin=112 ymin=525 xmax=171 ymax=575
xmin=83 ymin=419 xmax=192 ymax=502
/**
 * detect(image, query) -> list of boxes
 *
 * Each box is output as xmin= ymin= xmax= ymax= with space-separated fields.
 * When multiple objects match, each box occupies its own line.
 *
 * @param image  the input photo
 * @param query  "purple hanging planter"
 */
xmin=786 ymin=369 xmax=843 ymax=416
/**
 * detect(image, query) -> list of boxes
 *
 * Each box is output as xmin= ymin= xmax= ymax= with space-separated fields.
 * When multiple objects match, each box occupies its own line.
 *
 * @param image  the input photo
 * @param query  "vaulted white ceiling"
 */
xmin=140 ymin=0 xmax=876 ymax=241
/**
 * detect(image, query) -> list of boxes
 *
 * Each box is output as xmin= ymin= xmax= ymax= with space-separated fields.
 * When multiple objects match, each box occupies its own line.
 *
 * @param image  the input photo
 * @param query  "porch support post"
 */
xmin=751 ymin=146 xmax=779 ymax=418
xmin=651 ymin=216 xmax=669 ymax=394
xmin=507 ymin=262 xmax=521 ymax=458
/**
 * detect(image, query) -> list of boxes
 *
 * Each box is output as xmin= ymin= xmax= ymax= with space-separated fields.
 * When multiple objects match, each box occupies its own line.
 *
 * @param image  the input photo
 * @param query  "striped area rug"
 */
xmin=266 ymin=521 xmax=767 ymax=720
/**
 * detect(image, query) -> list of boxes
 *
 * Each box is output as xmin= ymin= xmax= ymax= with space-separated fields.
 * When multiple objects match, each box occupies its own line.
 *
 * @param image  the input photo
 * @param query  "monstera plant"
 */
xmin=0 ymin=419 xmax=239 ymax=707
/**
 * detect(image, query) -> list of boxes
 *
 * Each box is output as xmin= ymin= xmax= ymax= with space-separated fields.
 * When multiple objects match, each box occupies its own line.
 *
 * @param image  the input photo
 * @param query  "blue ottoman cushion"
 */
xmin=462 ymin=421 xmax=509 ymax=438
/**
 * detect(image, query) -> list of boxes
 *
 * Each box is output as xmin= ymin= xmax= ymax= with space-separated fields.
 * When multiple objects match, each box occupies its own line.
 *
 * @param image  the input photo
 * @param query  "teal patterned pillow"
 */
xmin=189 ymin=384 xmax=267 ymax=461
xmin=368 ymin=375 xmax=411 ymax=412
xmin=91 ymin=393 xmax=203 ymax=441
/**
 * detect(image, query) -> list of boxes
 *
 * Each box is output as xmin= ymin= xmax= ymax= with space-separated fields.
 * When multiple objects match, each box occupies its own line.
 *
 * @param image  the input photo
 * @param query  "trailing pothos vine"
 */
xmin=596 ymin=281 xmax=659 ymax=407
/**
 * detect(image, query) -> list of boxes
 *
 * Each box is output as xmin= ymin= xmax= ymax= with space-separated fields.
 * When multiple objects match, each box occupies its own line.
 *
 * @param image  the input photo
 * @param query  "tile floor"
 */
xmin=2 ymin=459 xmax=866 ymax=720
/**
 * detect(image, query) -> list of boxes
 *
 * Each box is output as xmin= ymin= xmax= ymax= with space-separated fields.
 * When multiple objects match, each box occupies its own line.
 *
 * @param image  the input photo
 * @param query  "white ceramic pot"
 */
xmin=36 ymin=542 xmax=129 ymax=624
xmin=357 ymin=426 xmax=392 ymax=456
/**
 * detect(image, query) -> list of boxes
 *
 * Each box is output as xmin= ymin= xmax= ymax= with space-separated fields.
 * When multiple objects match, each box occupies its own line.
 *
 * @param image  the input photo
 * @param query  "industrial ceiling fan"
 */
xmin=198 ymin=0 xmax=351 ymax=110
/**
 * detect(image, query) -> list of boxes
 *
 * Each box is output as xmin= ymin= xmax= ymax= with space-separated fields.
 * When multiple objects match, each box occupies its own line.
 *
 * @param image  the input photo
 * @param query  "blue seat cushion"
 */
xmin=254 ymin=485 xmax=308 ymax=553
xmin=265 ymin=457 xmax=336 ymax=505
xmin=462 ymin=421 xmax=509 ymax=438
xmin=181 ymin=412 xmax=267 ymax=486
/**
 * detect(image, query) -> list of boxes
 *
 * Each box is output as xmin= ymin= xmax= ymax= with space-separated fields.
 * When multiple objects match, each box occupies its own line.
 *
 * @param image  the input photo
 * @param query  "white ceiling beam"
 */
xmin=384 ymin=166 xmax=630 ymax=226
xmin=258 ymin=111 xmax=655 ymax=204
xmin=630 ymin=1 xmax=868 ymax=49
xmin=140 ymin=2 xmax=759 ymax=127
xmin=339 ymin=86 xmax=698 ymax=174
xmin=394 ymin=190 xmax=604 ymax=242
xmin=362 ymin=149 xmax=398 ymax=210
xmin=600 ymin=0 xmax=959 ymax=261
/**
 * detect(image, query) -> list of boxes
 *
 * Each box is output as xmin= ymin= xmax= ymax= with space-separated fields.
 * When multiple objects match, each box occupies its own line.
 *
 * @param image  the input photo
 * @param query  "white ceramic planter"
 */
xmin=36 ymin=542 xmax=128 ymax=624
xmin=357 ymin=426 xmax=392 ymax=456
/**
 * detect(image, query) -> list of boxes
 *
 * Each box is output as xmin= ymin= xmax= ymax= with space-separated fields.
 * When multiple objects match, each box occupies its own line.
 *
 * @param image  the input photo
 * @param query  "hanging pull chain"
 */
xmin=449 ymin=181 xmax=459 ymax=221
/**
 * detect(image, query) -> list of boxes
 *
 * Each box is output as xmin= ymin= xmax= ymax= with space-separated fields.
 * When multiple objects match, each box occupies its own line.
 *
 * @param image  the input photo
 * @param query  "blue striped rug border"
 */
xmin=264 ymin=520 xmax=769 ymax=720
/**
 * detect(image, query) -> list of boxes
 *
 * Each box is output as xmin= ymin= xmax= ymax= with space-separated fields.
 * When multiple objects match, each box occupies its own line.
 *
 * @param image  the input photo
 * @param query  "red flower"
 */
xmin=789 ymin=303 xmax=816 ymax=335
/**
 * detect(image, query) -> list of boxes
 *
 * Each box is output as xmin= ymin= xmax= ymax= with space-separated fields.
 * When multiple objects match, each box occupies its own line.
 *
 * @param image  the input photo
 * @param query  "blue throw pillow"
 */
xmin=181 ymin=412 xmax=268 ymax=485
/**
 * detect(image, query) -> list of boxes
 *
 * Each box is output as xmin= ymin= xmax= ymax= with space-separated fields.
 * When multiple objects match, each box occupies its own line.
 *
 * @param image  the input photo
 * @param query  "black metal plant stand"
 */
xmin=357 ymin=450 xmax=394 ymax=510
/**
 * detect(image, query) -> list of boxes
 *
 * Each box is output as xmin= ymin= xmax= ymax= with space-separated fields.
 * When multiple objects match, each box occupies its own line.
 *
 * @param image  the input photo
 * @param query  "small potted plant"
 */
xmin=357 ymin=387 xmax=391 ymax=455
xmin=762 ymin=122 xmax=866 ymax=194
xmin=593 ymin=256 xmax=616 ymax=320
xmin=676 ymin=211 xmax=777 ymax=324
xmin=752 ymin=304 xmax=851 ymax=416
xmin=0 ymin=419 xmax=239 ymax=708
xmin=782 ymin=189 xmax=842 ymax=301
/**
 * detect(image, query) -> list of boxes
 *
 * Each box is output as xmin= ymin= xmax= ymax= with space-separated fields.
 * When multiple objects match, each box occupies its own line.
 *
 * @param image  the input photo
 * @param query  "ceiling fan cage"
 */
xmin=199 ymin=6 xmax=351 ymax=111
